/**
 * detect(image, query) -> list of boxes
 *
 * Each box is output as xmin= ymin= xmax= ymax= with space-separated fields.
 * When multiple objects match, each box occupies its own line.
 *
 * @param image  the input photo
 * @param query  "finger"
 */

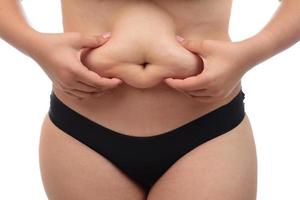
xmin=53 ymin=83 xmax=83 ymax=100
xmin=52 ymin=82 xmax=65 ymax=91
xmin=180 ymin=89 xmax=214 ymax=103
xmin=189 ymin=95 xmax=215 ymax=103
xmin=69 ymin=88 xmax=102 ymax=99
xmin=90 ymin=91 xmax=107 ymax=98
xmin=79 ymin=32 xmax=111 ymax=49
xmin=73 ymin=81 xmax=99 ymax=92
xmin=186 ymin=89 xmax=210 ymax=96
xmin=164 ymin=75 xmax=208 ymax=92
xmin=75 ymin=64 xmax=122 ymax=89
xmin=181 ymin=39 xmax=208 ymax=58
xmin=64 ymin=90 xmax=83 ymax=100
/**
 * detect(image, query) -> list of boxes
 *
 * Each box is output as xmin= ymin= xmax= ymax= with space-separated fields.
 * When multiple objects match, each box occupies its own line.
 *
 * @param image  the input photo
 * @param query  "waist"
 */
xmin=70 ymin=2 xmax=231 ymax=89
xmin=52 ymin=82 xmax=242 ymax=136
xmin=55 ymin=1 xmax=238 ymax=136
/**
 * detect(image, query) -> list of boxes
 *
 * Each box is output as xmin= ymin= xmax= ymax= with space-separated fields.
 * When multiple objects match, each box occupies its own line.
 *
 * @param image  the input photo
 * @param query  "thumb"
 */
xmin=79 ymin=32 xmax=111 ymax=48
xmin=178 ymin=37 xmax=208 ymax=58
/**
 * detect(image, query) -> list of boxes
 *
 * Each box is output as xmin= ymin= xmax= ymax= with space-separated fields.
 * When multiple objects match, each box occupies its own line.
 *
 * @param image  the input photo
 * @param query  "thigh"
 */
xmin=147 ymin=114 xmax=257 ymax=200
xmin=39 ymin=113 xmax=146 ymax=200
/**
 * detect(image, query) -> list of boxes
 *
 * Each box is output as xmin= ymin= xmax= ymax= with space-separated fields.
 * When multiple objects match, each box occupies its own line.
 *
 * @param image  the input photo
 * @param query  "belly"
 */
xmin=55 ymin=0 xmax=240 ymax=136
xmin=80 ymin=3 xmax=203 ymax=89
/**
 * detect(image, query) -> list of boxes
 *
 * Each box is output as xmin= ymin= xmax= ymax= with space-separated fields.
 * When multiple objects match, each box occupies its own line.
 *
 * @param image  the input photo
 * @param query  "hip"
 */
xmin=50 ymin=81 xmax=243 ymax=137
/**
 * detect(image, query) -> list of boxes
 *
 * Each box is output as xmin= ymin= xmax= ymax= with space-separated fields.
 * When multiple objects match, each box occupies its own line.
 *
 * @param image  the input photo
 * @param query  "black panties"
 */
xmin=48 ymin=89 xmax=246 ymax=194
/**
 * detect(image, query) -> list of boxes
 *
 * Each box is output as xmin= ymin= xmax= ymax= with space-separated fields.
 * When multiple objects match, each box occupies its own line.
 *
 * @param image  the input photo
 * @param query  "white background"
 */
xmin=0 ymin=0 xmax=299 ymax=199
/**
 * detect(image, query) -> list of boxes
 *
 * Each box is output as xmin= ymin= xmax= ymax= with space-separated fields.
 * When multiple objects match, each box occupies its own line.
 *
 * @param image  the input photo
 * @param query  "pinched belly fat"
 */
xmin=81 ymin=3 xmax=203 ymax=89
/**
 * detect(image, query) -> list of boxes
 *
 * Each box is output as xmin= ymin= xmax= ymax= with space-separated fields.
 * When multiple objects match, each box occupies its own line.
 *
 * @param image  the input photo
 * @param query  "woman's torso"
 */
xmin=53 ymin=0 xmax=242 ymax=136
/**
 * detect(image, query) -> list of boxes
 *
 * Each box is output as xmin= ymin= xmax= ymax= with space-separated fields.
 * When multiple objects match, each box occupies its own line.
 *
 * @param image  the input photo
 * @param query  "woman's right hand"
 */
xmin=29 ymin=31 xmax=123 ymax=100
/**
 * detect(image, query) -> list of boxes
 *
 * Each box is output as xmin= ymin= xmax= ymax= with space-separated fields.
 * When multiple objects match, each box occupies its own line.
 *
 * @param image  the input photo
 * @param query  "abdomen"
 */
xmin=56 ymin=0 xmax=238 ymax=136
xmin=81 ymin=3 xmax=203 ymax=89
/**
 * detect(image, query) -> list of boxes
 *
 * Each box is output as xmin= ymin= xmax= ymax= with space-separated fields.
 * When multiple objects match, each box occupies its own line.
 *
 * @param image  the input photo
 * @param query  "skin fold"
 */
xmin=81 ymin=3 xmax=203 ymax=89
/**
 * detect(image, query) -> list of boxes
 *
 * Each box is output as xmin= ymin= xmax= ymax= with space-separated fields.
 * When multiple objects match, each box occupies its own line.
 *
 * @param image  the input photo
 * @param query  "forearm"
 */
xmin=240 ymin=0 xmax=300 ymax=71
xmin=0 ymin=0 xmax=42 ymax=57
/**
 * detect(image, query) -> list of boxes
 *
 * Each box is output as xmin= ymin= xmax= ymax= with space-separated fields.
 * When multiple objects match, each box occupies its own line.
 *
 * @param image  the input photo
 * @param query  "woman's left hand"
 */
xmin=164 ymin=36 xmax=251 ymax=103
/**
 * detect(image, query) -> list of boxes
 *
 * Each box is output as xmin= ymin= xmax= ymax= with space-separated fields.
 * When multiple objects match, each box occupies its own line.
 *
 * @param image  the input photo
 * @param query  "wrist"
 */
xmin=18 ymin=28 xmax=47 ymax=58
xmin=237 ymin=31 xmax=277 ymax=72
xmin=1 ymin=26 xmax=46 ymax=58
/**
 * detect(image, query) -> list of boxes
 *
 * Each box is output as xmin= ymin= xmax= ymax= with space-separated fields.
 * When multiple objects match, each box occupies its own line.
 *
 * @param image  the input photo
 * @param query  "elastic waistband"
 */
xmin=48 ymin=89 xmax=245 ymax=141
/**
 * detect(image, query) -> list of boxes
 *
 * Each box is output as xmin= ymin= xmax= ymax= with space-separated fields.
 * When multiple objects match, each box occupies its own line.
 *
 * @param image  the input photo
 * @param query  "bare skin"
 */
xmin=1 ymin=0 xmax=300 ymax=199
xmin=41 ymin=2 xmax=255 ymax=198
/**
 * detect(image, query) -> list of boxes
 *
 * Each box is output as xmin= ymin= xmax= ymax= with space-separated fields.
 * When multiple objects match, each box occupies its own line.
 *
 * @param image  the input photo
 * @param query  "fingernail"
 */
xmin=176 ymin=35 xmax=185 ymax=43
xmin=101 ymin=32 xmax=111 ymax=39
